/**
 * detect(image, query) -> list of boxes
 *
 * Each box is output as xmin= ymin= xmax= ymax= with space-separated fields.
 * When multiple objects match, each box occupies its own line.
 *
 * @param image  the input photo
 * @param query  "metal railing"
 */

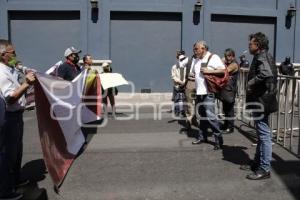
xmin=236 ymin=63 xmax=300 ymax=157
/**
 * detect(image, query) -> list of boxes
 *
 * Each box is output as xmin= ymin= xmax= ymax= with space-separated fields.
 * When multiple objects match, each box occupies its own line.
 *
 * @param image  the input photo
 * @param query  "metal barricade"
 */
xmin=236 ymin=68 xmax=252 ymax=125
xmin=236 ymin=64 xmax=300 ymax=157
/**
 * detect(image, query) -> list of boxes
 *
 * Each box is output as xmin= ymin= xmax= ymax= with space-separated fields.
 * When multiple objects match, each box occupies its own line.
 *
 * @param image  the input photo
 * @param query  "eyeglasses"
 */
xmin=4 ymin=50 xmax=16 ymax=55
xmin=193 ymin=47 xmax=205 ymax=51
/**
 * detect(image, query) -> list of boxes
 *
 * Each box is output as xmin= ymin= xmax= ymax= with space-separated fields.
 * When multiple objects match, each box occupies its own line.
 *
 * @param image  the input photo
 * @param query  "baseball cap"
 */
xmin=64 ymin=47 xmax=82 ymax=57
xmin=102 ymin=62 xmax=110 ymax=68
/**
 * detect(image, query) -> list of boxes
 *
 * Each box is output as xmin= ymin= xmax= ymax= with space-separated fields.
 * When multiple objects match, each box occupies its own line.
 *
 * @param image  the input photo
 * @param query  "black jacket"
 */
xmin=57 ymin=61 xmax=81 ymax=81
xmin=246 ymin=50 xmax=278 ymax=114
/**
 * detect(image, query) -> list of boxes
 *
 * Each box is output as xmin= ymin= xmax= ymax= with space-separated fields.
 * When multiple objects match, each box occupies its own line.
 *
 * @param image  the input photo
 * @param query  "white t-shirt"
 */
xmin=0 ymin=62 xmax=26 ymax=112
xmin=192 ymin=52 xmax=225 ymax=95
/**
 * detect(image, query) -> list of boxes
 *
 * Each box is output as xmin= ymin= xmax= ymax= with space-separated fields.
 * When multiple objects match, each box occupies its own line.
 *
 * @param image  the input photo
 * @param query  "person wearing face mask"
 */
xmin=12 ymin=61 xmax=26 ymax=85
xmin=0 ymin=39 xmax=36 ymax=200
xmin=57 ymin=46 xmax=82 ymax=81
xmin=171 ymin=51 xmax=188 ymax=117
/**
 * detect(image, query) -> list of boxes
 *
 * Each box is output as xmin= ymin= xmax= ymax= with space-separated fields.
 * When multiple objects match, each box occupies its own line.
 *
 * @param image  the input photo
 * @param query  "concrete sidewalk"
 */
xmin=19 ymin=95 xmax=300 ymax=200
xmin=115 ymin=92 xmax=173 ymax=104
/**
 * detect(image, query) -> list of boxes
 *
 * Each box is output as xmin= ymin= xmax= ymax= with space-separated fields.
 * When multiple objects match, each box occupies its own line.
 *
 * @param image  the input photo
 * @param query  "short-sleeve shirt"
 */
xmin=192 ymin=52 xmax=225 ymax=95
xmin=0 ymin=62 xmax=26 ymax=112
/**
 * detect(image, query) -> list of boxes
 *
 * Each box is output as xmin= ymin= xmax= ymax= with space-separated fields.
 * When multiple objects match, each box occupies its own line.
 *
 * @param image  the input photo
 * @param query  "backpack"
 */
xmin=203 ymin=54 xmax=229 ymax=93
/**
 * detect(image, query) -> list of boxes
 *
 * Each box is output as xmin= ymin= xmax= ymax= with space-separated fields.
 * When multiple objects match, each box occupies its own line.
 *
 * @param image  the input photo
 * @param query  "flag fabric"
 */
xmin=82 ymin=69 xmax=102 ymax=118
xmin=45 ymin=60 xmax=63 ymax=75
xmin=34 ymin=70 xmax=101 ymax=189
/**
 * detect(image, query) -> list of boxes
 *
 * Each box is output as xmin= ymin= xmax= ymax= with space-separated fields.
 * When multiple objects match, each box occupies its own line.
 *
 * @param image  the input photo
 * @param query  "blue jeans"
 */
xmin=196 ymin=94 xmax=221 ymax=141
xmin=253 ymin=112 xmax=272 ymax=172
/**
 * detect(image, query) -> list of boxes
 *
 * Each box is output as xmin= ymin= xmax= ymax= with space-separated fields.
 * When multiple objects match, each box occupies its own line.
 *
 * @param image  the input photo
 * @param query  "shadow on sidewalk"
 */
xmin=221 ymin=145 xmax=251 ymax=165
xmin=177 ymin=119 xmax=202 ymax=138
xmin=236 ymin=120 xmax=300 ymax=200
xmin=271 ymin=153 xmax=300 ymax=199
xmin=19 ymin=159 xmax=48 ymax=200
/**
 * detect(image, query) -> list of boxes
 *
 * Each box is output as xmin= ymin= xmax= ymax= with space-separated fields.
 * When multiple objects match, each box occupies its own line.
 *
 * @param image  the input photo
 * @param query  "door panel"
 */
xmin=9 ymin=11 xmax=81 ymax=72
xmin=110 ymin=12 xmax=182 ymax=92
xmin=210 ymin=14 xmax=276 ymax=60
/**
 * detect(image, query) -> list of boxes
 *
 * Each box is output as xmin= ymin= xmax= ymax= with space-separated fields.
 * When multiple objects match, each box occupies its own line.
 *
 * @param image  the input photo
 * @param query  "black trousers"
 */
xmin=0 ymin=111 xmax=23 ymax=196
xmin=222 ymin=101 xmax=235 ymax=129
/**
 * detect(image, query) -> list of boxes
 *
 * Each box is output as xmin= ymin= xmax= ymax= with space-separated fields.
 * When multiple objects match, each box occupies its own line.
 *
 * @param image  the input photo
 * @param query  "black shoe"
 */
xmin=192 ymin=139 xmax=207 ymax=145
xmin=223 ymin=127 xmax=234 ymax=134
xmin=246 ymin=169 xmax=271 ymax=180
xmin=15 ymin=179 xmax=30 ymax=188
xmin=0 ymin=192 xmax=23 ymax=200
xmin=240 ymin=161 xmax=259 ymax=171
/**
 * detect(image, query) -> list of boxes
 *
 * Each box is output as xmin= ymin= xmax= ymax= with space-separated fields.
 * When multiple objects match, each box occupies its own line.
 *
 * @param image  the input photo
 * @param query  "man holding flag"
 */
xmin=0 ymin=39 xmax=35 ymax=200
xmin=34 ymin=57 xmax=102 ymax=189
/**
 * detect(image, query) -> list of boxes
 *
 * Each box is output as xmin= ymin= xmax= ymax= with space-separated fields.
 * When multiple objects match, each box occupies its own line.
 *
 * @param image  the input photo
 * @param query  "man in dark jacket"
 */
xmin=57 ymin=46 xmax=82 ymax=81
xmin=241 ymin=32 xmax=278 ymax=180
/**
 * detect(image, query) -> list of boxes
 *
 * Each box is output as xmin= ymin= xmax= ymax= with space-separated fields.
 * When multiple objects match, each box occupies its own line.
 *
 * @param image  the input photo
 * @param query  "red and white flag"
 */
xmin=34 ymin=70 xmax=101 ymax=189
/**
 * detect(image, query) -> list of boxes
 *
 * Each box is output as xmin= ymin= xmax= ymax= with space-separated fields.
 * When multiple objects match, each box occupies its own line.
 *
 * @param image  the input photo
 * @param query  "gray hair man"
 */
xmin=0 ymin=39 xmax=35 ymax=200
xmin=191 ymin=40 xmax=225 ymax=150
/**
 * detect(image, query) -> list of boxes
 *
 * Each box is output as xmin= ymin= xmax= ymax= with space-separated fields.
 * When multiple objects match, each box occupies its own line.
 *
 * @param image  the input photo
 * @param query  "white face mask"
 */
xmin=178 ymin=58 xmax=188 ymax=68
xmin=16 ymin=64 xmax=23 ymax=70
